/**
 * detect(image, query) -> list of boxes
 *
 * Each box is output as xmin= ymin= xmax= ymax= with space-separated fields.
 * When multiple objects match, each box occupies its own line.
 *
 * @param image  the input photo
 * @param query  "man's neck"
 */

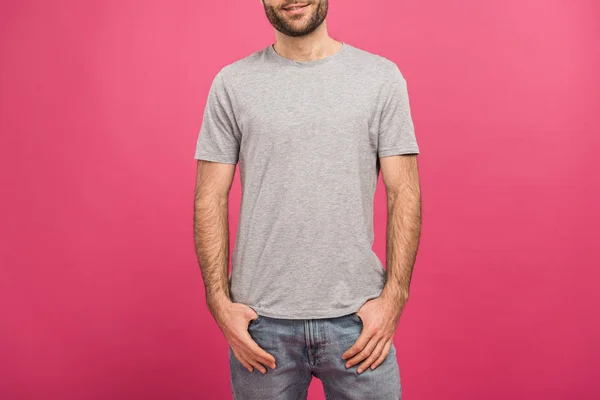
xmin=273 ymin=29 xmax=341 ymax=62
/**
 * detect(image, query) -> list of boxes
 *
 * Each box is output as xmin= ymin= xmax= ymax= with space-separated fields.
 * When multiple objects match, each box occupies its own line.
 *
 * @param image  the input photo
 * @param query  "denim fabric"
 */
xmin=229 ymin=312 xmax=401 ymax=399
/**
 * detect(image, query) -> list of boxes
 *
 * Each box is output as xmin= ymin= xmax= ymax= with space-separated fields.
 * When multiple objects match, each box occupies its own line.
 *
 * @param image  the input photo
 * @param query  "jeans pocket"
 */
xmin=248 ymin=314 xmax=263 ymax=329
xmin=350 ymin=312 xmax=363 ymax=324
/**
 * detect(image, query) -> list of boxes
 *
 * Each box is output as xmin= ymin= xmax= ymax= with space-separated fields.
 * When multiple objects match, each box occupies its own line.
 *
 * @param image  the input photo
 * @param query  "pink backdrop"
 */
xmin=1 ymin=0 xmax=599 ymax=399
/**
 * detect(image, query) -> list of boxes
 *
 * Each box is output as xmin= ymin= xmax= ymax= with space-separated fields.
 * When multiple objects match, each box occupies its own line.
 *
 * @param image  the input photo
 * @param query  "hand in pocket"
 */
xmin=214 ymin=302 xmax=276 ymax=374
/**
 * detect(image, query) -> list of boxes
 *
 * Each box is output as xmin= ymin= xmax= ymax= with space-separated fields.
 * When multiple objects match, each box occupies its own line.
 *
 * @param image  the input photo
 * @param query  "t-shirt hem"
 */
xmin=246 ymin=298 xmax=378 ymax=320
xmin=194 ymin=151 xmax=238 ymax=164
xmin=378 ymin=146 xmax=420 ymax=157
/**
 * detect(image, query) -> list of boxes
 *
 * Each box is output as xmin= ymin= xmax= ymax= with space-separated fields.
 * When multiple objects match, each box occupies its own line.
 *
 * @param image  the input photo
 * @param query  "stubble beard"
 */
xmin=262 ymin=1 xmax=328 ymax=37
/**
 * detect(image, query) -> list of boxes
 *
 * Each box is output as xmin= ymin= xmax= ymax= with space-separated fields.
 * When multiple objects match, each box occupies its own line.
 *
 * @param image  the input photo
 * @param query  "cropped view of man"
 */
xmin=193 ymin=1 xmax=422 ymax=398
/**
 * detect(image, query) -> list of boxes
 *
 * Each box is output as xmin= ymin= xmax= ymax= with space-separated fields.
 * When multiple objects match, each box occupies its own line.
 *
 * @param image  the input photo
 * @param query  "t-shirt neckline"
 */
xmin=267 ymin=41 xmax=348 ymax=67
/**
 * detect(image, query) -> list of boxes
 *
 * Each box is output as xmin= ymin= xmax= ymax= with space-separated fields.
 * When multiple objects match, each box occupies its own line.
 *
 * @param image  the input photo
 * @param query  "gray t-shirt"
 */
xmin=194 ymin=42 xmax=419 ymax=319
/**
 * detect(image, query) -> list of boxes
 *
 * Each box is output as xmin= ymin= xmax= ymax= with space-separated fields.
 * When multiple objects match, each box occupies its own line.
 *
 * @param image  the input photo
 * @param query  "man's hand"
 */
xmin=341 ymin=295 xmax=404 ymax=373
xmin=214 ymin=301 xmax=277 ymax=374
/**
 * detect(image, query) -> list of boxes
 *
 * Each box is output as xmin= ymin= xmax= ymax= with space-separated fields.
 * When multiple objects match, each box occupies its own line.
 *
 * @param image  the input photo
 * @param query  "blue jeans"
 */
xmin=229 ymin=312 xmax=402 ymax=399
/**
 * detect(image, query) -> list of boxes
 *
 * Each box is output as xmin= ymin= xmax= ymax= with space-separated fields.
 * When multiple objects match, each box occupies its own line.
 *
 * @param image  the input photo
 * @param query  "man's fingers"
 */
xmin=341 ymin=329 xmax=371 ymax=361
xmin=249 ymin=348 xmax=277 ymax=370
xmin=233 ymin=344 xmax=270 ymax=374
xmin=345 ymin=336 xmax=379 ymax=368
xmin=230 ymin=325 xmax=277 ymax=374
xmin=232 ymin=347 xmax=254 ymax=372
xmin=244 ymin=335 xmax=277 ymax=368
xmin=370 ymin=340 xmax=393 ymax=371
xmin=238 ymin=330 xmax=276 ymax=371
xmin=246 ymin=357 xmax=268 ymax=374
xmin=357 ymin=339 xmax=386 ymax=373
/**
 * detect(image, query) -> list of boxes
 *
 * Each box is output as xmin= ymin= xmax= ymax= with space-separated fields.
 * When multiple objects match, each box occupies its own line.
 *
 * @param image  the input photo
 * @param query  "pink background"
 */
xmin=1 ymin=0 xmax=599 ymax=399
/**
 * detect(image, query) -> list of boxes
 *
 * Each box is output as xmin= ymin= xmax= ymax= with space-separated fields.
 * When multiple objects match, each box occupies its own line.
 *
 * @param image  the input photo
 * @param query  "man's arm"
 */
xmin=193 ymin=159 xmax=236 ymax=318
xmin=341 ymin=153 xmax=421 ymax=372
xmin=193 ymin=159 xmax=276 ymax=374
xmin=379 ymin=154 xmax=422 ymax=310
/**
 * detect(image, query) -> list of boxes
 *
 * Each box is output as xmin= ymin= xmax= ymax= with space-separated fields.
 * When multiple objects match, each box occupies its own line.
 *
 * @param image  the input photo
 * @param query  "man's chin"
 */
xmin=280 ymin=14 xmax=309 ymax=22
xmin=279 ymin=24 xmax=310 ymax=36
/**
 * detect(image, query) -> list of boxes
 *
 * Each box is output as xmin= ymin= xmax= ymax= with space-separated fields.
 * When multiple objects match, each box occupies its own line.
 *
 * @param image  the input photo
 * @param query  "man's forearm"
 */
xmin=380 ymin=180 xmax=421 ymax=308
xmin=194 ymin=192 xmax=233 ymax=318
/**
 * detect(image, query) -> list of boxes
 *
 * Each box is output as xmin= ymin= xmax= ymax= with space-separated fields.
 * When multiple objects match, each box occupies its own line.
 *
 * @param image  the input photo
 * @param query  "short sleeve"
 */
xmin=193 ymin=70 xmax=241 ymax=164
xmin=377 ymin=64 xmax=420 ymax=157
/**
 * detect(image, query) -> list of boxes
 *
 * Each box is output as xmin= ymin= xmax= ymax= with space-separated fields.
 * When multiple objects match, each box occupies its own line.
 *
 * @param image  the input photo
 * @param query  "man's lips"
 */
xmin=283 ymin=3 xmax=309 ymax=14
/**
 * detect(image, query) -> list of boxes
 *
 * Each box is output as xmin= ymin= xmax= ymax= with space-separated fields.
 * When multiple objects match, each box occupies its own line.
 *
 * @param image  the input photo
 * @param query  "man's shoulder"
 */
xmin=346 ymin=43 xmax=394 ymax=64
xmin=343 ymin=43 xmax=404 ymax=80
xmin=214 ymin=45 xmax=270 ymax=81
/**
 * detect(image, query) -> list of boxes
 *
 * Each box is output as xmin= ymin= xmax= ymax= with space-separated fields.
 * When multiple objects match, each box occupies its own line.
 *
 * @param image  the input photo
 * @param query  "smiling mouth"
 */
xmin=283 ymin=4 xmax=309 ymax=12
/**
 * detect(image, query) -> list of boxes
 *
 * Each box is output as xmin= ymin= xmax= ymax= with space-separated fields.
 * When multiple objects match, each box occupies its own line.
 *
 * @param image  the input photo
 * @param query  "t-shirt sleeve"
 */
xmin=193 ymin=70 xmax=241 ymax=164
xmin=377 ymin=63 xmax=420 ymax=157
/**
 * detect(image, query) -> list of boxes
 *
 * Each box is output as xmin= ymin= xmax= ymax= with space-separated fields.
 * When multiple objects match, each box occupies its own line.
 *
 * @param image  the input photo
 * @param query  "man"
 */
xmin=193 ymin=0 xmax=421 ymax=398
